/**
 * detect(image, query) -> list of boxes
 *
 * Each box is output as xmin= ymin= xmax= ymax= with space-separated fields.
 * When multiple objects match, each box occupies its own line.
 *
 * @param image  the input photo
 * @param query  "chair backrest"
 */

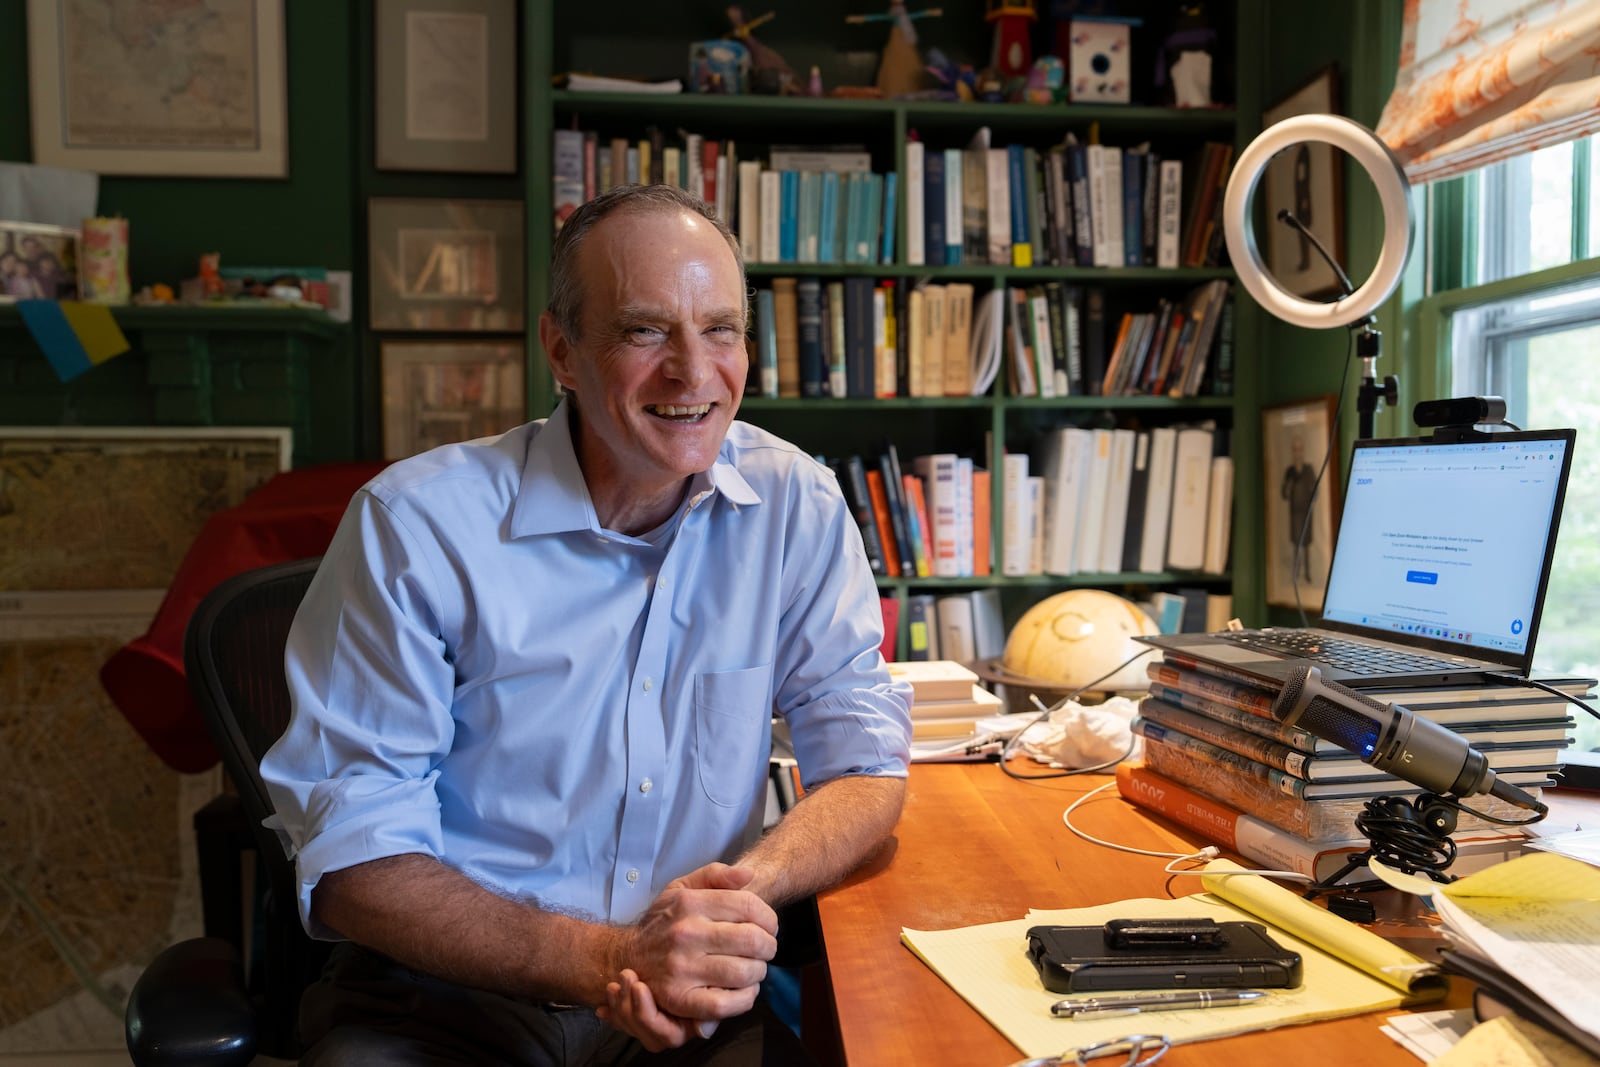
xmin=183 ymin=556 xmax=326 ymax=1056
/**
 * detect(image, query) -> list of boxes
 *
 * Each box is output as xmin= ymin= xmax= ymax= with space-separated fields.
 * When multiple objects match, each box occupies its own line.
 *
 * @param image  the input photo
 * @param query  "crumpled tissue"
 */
xmin=1018 ymin=695 xmax=1143 ymax=769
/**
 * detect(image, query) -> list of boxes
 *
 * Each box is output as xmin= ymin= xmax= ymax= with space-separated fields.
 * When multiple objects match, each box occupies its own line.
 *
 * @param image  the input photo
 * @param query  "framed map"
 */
xmin=25 ymin=0 xmax=288 ymax=177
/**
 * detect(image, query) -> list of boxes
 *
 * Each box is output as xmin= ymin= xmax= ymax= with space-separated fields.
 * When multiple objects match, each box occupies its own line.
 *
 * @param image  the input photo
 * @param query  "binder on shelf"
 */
xmin=1165 ymin=425 xmax=1215 ymax=571
xmin=905 ymin=139 xmax=926 ymax=266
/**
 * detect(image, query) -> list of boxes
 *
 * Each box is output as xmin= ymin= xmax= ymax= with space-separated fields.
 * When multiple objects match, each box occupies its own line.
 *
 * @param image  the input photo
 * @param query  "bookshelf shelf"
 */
xmin=535 ymin=0 xmax=1266 ymax=656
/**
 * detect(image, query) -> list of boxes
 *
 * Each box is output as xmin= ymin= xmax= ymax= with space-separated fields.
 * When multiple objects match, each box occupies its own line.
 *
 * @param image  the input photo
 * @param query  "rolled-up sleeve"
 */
xmin=772 ymin=471 xmax=912 ymax=789
xmin=260 ymin=489 xmax=459 ymax=938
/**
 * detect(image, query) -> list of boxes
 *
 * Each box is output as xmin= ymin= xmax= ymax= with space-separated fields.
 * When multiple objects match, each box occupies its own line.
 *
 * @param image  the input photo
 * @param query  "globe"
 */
xmin=1001 ymin=589 xmax=1159 ymax=695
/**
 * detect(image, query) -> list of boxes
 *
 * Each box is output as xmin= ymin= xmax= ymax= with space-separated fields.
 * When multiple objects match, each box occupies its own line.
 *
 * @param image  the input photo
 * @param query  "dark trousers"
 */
xmin=298 ymin=943 xmax=818 ymax=1067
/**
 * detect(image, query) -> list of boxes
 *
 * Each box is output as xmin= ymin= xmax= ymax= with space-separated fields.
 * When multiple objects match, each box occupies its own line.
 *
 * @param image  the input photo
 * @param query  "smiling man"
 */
xmin=260 ymin=184 xmax=912 ymax=1066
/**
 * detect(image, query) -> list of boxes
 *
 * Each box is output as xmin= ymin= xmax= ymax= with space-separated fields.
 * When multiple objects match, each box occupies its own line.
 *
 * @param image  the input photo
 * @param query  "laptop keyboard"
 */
xmin=1216 ymin=630 xmax=1466 ymax=675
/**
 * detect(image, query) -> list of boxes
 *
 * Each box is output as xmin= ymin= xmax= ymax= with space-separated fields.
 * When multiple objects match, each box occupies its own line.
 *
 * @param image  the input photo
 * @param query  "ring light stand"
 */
xmin=1222 ymin=113 xmax=1415 ymax=439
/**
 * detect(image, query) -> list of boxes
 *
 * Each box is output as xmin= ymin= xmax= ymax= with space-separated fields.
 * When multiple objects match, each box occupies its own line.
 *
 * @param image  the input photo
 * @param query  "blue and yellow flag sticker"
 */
xmin=17 ymin=299 xmax=130 ymax=381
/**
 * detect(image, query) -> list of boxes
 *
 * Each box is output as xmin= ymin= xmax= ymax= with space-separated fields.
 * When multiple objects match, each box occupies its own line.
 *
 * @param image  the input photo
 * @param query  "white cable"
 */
xmin=1062 ymin=782 xmax=1314 ymax=884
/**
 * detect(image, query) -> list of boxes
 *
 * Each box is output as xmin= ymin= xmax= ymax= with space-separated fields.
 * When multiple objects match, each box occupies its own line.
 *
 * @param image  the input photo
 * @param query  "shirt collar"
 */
xmin=509 ymin=398 xmax=760 ymax=538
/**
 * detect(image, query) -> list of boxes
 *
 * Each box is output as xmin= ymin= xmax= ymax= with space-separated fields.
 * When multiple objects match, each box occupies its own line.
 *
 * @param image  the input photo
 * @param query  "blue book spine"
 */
xmin=844 ymin=173 xmax=867 ymax=265
xmin=756 ymin=288 xmax=780 ymax=397
xmin=923 ymin=150 xmax=946 ymax=266
xmin=796 ymin=276 xmax=826 ymax=397
xmin=861 ymin=173 xmax=884 ymax=267
xmin=880 ymin=172 xmax=898 ymax=265
xmin=779 ymin=170 xmax=800 ymax=263
xmin=819 ymin=171 xmax=840 ymax=264
xmin=1123 ymin=150 xmax=1144 ymax=268
xmin=1007 ymin=144 xmax=1029 ymax=247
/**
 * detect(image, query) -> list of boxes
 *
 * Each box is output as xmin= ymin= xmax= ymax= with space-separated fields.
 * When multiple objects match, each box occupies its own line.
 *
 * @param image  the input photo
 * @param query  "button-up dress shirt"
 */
xmin=261 ymin=401 xmax=911 ymax=934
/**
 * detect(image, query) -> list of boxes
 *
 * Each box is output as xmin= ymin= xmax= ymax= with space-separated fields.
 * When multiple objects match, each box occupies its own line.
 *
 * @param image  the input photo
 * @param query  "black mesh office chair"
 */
xmin=125 ymin=557 xmax=331 ymax=1066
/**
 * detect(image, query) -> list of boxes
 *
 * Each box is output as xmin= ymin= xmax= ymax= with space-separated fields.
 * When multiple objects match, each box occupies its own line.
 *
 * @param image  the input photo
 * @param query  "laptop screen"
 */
xmin=1319 ymin=429 xmax=1575 ymax=669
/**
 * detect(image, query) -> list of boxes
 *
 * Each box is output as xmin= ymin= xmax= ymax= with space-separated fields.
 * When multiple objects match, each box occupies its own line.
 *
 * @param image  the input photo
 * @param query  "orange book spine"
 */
xmin=864 ymin=468 xmax=903 ymax=576
xmin=1114 ymin=761 xmax=1242 ymax=852
xmin=971 ymin=468 xmax=991 ymax=576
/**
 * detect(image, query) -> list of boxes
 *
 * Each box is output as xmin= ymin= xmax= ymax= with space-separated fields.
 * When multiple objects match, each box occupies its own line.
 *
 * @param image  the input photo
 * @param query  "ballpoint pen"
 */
xmin=1051 ymin=989 xmax=1268 ymax=1018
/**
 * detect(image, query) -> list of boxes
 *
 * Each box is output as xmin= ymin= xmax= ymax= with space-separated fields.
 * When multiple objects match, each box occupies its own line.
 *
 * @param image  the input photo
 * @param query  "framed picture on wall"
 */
xmin=0 ymin=220 xmax=79 ymax=302
xmin=1261 ymin=64 xmax=1346 ymax=299
xmin=380 ymin=341 xmax=525 ymax=460
xmin=25 ymin=0 xmax=288 ymax=177
xmin=368 ymin=197 xmax=525 ymax=331
xmin=375 ymin=0 xmax=518 ymax=173
xmin=1262 ymin=395 xmax=1340 ymax=611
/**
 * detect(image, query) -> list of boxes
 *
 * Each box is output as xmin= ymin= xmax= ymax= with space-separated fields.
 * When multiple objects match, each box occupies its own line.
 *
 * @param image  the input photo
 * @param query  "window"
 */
xmin=1431 ymin=137 xmax=1600 ymax=764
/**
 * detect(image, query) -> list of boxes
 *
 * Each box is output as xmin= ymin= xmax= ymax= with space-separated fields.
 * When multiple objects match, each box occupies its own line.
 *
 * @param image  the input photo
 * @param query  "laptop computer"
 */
xmin=1138 ymin=427 xmax=1577 ymax=689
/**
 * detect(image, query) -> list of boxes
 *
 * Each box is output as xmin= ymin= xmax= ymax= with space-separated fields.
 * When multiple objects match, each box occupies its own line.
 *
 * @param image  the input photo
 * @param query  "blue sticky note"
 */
xmin=17 ymin=299 xmax=93 ymax=381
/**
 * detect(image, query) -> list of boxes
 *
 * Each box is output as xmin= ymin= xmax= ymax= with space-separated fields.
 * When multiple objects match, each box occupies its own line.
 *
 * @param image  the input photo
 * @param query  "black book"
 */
xmin=880 ymin=443 xmax=918 ymax=577
xmin=842 ymin=276 xmax=876 ymax=398
xmin=837 ymin=455 xmax=887 ymax=576
xmin=796 ymin=276 xmax=826 ymax=398
xmin=1121 ymin=430 xmax=1152 ymax=572
xmin=1081 ymin=286 xmax=1108 ymax=396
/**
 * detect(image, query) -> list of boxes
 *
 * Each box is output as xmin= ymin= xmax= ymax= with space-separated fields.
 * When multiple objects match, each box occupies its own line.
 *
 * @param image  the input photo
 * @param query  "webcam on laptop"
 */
xmin=1413 ymin=395 xmax=1511 ymax=442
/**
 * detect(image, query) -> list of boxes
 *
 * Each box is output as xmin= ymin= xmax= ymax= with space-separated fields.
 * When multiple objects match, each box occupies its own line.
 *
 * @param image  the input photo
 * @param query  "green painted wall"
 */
xmin=1 ymin=3 xmax=359 ymax=291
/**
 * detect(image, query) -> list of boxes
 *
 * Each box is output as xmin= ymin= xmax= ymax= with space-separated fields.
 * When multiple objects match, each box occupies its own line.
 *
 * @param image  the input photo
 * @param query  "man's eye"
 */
xmin=628 ymin=326 xmax=664 ymax=340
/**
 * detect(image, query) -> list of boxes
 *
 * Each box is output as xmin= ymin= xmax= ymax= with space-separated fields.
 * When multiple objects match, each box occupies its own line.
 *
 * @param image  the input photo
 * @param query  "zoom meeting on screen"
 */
xmin=1321 ymin=438 xmax=1569 ymax=657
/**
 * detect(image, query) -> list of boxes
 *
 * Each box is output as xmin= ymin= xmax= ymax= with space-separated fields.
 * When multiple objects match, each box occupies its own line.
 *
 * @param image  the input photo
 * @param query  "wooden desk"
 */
xmin=813 ymin=763 xmax=1476 ymax=1067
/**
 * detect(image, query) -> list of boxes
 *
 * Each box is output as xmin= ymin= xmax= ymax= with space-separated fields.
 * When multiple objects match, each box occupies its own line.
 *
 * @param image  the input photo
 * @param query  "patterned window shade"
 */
xmin=1376 ymin=0 xmax=1600 ymax=183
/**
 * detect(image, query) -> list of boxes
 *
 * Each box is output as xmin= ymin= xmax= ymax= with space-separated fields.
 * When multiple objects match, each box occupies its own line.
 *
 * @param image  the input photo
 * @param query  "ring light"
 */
xmin=1223 ymin=113 xmax=1412 ymax=329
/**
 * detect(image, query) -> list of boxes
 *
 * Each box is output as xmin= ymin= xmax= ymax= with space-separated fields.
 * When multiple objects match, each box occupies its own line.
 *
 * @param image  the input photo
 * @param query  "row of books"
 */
xmin=1003 ymin=279 xmax=1232 ymax=400
xmin=905 ymin=134 xmax=1234 ymax=271
xmin=831 ymin=448 xmax=991 ymax=580
xmin=552 ymin=127 xmax=1235 ymax=274
xmin=1117 ymin=654 xmax=1589 ymax=876
xmin=751 ymin=277 xmax=990 ymax=400
xmin=901 ymin=593 xmax=1006 ymax=670
xmin=1002 ymin=423 xmax=1232 ymax=578
xmin=554 ymin=130 xmax=901 ymax=264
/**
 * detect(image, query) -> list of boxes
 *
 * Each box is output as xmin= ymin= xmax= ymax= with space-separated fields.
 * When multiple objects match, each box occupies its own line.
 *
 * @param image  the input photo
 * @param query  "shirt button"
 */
xmin=626 ymin=868 xmax=640 ymax=884
xmin=642 ymin=677 xmax=653 ymax=692
xmin=639 ymin=778 xmax=653 ymax=794
xmin=658 ymin=575 xmax=668 ymax=589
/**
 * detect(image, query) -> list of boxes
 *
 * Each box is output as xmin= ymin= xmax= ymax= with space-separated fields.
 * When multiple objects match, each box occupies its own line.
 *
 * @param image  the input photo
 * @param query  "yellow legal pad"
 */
xmin=899 ymin=859 xmax=1445 ymax=1058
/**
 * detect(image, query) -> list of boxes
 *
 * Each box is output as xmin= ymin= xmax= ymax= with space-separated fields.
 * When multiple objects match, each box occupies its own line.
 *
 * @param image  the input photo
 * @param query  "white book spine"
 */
xmin=685 ymin=133 xmax=704 ymax=199
xmin=1001 ymin=452 xmax=1033 ymax=576
xmin=935 ymin=594 xmax=977 ymax=665
xmin=737 ymin=161 xmax=763 ymax=261
xmin=1139 ymin=427 xmax=1178 ymax=572
xmin=1157 ymin=159 xmax=1183 ymax=269
xmin=1075 ymin=429 xmax=1113 ymax=573
xmin=1165 ymin=428 xmax=1215 ymax=571
xmin=955 ymin=456 xmax=975 ymax=576
xmin=1203 ymin=455 xmax=1234 ymax=574
xmin=758 ymin=170 xmax=782 ymax=264
xmin=1027 ymin=475 xmax=1046 ymax=575
xmin=986 ymin=148 xmax=1011 ymax=266
xmin=1041 ymin=427 xmax=1091 ymax=577
xmin=1103 ymin=148 xmax=1125 ymax=268
xmin=905 ymin=141 xmax=925 ymax=266
xmin=1098 ymin=428 xmax=1137 ymax=573
xmin=917 ymin=453 xmax=963 ymax=578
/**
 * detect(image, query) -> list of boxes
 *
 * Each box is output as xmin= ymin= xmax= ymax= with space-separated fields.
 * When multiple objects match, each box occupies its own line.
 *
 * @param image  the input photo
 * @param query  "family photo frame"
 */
xmin=1262 ymin=395 xmax=1340 ymax=611
xmin=1261 ymin=64 xmax=1346 ymax=299
xmin=26 ymin=0 xmax=288 ymax=177
xmin=0 ymin=220 xmax=79 ymax=302
xmin=380 ymin=341 xmax=526 ymax=460
xmin=374 ymin=0 xmax=518 ymax=173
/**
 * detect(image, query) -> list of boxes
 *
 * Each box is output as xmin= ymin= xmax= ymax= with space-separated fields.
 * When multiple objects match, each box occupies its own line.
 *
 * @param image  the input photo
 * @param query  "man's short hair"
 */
xmin=546 ymin=184 xmax=747 ymax=343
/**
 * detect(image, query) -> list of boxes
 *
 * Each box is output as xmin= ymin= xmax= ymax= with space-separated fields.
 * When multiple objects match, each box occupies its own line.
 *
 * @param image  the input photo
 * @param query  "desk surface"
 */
xmin=813 ymin=764 xmax=1593 ymax=1066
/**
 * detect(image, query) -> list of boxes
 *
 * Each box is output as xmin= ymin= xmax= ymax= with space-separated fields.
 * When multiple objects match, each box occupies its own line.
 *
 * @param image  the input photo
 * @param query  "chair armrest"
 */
xmin=125 ymin=937 xmax=256 ymax=1067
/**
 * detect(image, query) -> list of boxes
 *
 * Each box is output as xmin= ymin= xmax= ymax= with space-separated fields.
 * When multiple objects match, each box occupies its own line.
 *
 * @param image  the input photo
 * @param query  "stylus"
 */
xmin=1051 ymin=989 xmax=1268 ymax=1018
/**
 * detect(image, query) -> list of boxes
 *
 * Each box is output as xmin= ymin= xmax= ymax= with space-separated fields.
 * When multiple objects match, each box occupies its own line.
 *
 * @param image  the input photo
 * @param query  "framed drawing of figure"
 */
xmin=1261 ymin=64 xmax=1345 ymax=299
xmin=1263 ymin=396 xmax=1340 ymax=611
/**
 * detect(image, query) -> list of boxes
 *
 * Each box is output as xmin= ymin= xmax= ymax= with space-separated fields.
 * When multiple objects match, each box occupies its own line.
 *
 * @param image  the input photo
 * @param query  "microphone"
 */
xmin=1271 ymin=665 xmax=1547 ymax=814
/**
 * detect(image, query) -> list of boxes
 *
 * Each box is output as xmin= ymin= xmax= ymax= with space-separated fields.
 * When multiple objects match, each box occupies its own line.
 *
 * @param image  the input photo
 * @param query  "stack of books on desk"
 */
xmin=888 ymin=659 xmax=1005 ymax=739
xmin=1116 ymin=656 xmax=1592 ymax=883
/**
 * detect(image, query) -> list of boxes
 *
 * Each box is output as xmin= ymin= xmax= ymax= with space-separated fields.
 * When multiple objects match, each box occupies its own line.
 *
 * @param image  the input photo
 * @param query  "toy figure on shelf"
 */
xmin=925 ymin=47 xmax=977 ymax=101
xmin=1155 ymin=2 xmax=1220 ymax=107
xmin=726 ymin=6 xmax=798 ymax=95
xmin=986 ymin=0 xmax=1037 ymax=82
xmin=198 ymin=253 xmax=224 ymax=299
xmin=845 ymin=3 xmax=943 ymax=99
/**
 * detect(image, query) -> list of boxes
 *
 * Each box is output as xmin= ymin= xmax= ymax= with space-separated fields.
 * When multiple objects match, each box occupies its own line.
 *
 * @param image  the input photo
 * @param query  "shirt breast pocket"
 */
xmin=694 ymin=664 xmax=773 ymax=808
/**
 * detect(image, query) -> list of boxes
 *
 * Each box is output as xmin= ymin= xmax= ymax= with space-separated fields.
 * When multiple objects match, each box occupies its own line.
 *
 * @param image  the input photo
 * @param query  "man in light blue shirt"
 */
xmin=261 ymin=183 xmax=912 ymax=1064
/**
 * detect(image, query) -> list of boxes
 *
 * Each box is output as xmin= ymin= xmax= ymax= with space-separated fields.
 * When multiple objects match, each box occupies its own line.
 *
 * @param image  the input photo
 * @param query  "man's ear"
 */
xmin=539 ymin=311 xmax=577 ymax=393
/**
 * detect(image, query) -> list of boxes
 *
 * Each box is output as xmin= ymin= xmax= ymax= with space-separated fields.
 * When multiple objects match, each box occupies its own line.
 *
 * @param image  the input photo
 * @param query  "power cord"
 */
xmin=999 ymin=649 xmax=1154 ymax=781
